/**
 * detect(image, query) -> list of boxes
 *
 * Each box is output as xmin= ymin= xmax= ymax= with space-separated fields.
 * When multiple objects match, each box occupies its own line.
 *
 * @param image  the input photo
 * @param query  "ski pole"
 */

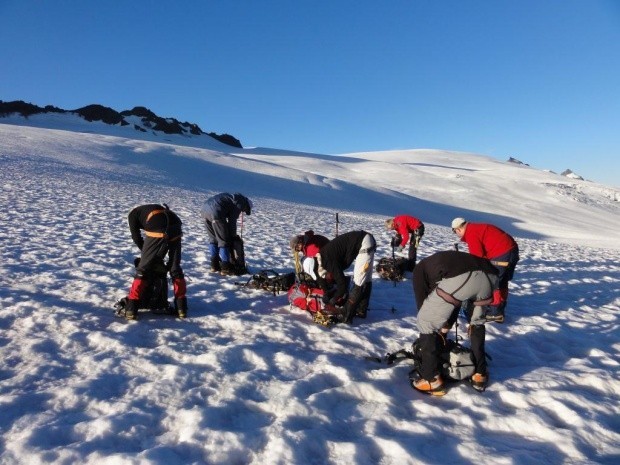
xmin=391 ymin=244 xmax=397 ymax=287
xmin=335 ymin=213 xmax=339 ymax=237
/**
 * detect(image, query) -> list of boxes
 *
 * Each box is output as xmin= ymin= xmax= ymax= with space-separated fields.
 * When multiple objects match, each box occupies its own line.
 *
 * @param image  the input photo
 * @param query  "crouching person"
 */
xmin=412 ymin=251 xmax=498 ymax=395
xmin=316 ymin=230 xmax=376 ymax=324
xmin=125 ymin=204 xmax=187 ymax=320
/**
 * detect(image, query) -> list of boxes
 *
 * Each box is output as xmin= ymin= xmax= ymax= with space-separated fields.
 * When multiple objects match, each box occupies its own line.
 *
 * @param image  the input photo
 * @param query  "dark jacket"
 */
xmin=318 ymin=230 xmax=369 ymax=299
xmin=128 ymin=204 xmax=182 ymax=250
xmin=201 ymin=193 xmax=251 ymax=222
xmin=413 ymin=251 xmax=498 ymax=310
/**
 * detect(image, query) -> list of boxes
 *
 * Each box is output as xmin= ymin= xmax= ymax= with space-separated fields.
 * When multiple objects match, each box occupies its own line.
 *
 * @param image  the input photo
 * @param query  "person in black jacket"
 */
xmin=412 ymin=250 xmax=498 ymax=395
xmin=201 ymin=193 xmax=252 ymax=275
xmin=315 ymin=230 xmax=376 ymax=323
xmin=125 ymin=204 xmax=187 ymax=320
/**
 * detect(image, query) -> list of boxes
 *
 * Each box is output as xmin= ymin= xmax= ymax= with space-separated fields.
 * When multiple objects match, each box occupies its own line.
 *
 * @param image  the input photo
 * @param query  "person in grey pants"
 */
xmin=412 ymin=250 xmax=499 ymax=395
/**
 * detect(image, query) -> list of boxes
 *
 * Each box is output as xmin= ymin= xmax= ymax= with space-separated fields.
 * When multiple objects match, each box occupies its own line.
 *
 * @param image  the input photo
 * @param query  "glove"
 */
xmin=390 ymin=235 xmax=402 ymax=248
xmin=396 ymin=245 xmax=405 ymax=253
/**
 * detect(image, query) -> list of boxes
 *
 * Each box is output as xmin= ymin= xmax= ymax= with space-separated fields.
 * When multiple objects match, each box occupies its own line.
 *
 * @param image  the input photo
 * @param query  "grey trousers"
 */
xmin=418 ymin=271 xmax=498 ymax=334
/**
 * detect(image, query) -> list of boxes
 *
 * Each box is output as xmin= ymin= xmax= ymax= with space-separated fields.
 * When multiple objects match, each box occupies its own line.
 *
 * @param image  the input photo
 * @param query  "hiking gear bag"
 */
xmin=384 ymin=336 xmax=475 ymax=382
xmin=240 ymin=270 xmax=295 ymax=295
xmin=287 ymin=281 xmax=325 ymax=313
xmin=115 ymin=258 xmax=174 ymax=316
xmin=375 ymin=256 xmax=408 ymax=281
xmin=410 ymin=336 xmax=475 ymax=381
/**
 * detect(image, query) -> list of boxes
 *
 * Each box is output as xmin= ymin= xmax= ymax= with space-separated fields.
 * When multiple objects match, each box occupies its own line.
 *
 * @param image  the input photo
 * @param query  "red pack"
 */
xmin=287 ymin=282 xmax=325 ymax=313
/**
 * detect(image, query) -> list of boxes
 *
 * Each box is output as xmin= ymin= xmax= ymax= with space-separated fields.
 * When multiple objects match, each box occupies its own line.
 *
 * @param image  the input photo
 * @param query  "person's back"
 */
xmin=202 ymin=193 xmax=252 ymax=275
xmin=413 ymin=250 xmax=497 ymax=310
xmin=318 ymin=230 xmax=367 ymax=272
xmin=452 ymin=218 xmax=519 ymax=323
xmin=460 ymin=222 xmax=516 ymax=259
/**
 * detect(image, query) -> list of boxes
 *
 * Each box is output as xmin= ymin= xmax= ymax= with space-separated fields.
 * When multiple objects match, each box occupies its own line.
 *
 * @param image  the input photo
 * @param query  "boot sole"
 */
xmin=411 ymin=382 xmax=446 ymax=396
xmin=414 ymin=387 xmax=447 ymax=396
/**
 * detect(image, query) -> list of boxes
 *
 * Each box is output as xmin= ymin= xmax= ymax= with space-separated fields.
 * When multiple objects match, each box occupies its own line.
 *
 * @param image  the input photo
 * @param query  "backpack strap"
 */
xmin=384 ymin=348 xmax=416 ymax=365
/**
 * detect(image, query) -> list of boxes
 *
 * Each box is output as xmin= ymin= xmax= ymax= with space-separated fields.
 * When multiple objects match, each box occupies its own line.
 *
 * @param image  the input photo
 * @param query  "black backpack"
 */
xmin=238 ymin=269 xmax=296 ymax=295
xmin=114 ymin=257 xmax=175 ymax=316
xmin=230 ymin=235 xmax=249 ymax=275
xmin=382 ymin=336 xmax=475 ymax=382
xmin=409 ymin=337 xmax=475 ymax=381
xmin=375 ymin=257 xmax=408 ymax=281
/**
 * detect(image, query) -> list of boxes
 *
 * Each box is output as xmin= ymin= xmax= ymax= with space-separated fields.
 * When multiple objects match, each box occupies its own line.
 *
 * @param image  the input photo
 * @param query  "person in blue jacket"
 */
xmin=201 ymin=193 xmax=252 ymax=275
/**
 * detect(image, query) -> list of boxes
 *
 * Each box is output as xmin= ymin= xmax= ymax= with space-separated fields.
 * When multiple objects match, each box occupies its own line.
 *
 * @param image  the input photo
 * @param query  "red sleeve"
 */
xmin=394 ymin=216 xmax=410 ymax=246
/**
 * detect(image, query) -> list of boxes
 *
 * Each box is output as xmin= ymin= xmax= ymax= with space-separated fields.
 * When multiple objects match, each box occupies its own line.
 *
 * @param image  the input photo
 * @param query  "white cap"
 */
xmin=302 ymin=257 xmax=317 ymax=280
xmin=451 ymin=217 xmax=466 ymax=229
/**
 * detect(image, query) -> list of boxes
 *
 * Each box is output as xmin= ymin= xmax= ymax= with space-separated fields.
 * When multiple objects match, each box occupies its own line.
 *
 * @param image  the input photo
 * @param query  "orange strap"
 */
xmin=146 ymin=209 xmax=166 ymax=222
xmin=144 ymin=231 xmax=181 ymax=242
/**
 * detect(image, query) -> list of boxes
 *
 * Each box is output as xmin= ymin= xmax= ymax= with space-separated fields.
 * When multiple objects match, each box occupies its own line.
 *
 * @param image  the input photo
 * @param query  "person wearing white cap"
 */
xmin=451 ymin=217 xmax=519 ymax=323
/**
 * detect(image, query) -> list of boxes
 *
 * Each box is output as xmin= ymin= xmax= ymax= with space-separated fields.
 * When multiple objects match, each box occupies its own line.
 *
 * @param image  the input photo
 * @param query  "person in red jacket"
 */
xmin=289 ymin=230 xmax=330 ymax=280
xmin=451 ymin=217 xmax=519 ymax=323
xmin=385 ymin=215 xmax=425 ymax=271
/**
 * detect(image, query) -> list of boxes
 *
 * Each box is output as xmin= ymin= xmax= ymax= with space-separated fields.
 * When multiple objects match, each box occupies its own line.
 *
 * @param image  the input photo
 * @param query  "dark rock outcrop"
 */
xmin=0 ymin=100 xmax=242 ymax=147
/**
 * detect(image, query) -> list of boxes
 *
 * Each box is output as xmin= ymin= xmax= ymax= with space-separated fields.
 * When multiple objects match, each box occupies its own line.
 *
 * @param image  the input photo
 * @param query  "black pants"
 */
xmin=137 ymin=235 xmax=183 ymax=280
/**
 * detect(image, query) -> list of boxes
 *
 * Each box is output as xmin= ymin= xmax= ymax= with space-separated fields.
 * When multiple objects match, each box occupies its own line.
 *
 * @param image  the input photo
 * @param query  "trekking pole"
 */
xmin=335 ymin=213 xmax=339 ymax=237
xmin=391 ymin=244 xmax=397 ymax=288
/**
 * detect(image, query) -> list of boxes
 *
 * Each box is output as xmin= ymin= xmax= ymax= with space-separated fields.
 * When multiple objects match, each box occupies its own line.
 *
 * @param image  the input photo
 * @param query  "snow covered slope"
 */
xmin=0 ymin=121 xmax=619 ymax=465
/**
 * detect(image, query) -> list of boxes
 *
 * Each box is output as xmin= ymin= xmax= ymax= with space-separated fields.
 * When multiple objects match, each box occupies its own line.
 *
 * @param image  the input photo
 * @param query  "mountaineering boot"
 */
xmin=469 ymin=324 xmax=487 ymax=376
xmin=485 ymin=312 xmax=505 ymax=324
xmin=125 ymin=299 xmax=139 ymax=321
xmin=220 ymin=261 xmax=234 ymax=276
xmin=486 ymin=288 xmax=507 ymax=323
xmin=411 ymin=374 xmax=446 ymax=396
xmin=470 ymin=372 xmax=488 ymax=392
xmin=234 ymin=260 xmax=249 ymax=276
xmin=175 ymin=297 xmax=188 ymax=318
xmin=342 ymin=285 xmax=363 ymax=323
xmin=355 ymin=282 xmax=372 ymax=318
xmin=411 ymin=333 xmax=445 ymax=395
xmin=319 ymin=304 xmax=346 ymax=323
xmin=172 ymin=276 xmax=187 ymax=318
xmin=210 ymin=256 xmax=221 ymax=273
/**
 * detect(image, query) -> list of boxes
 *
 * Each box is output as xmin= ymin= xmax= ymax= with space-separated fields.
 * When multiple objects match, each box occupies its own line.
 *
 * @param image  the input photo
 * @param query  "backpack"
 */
xmin=114 ymin=257 xmax=175 ymax=317
xmin=230 ymin=235 xmax=249 ymax=275
xmin=410 ymin=337 xmax=476 ymax=381
xmin=383 ymin=336 xmax=475 ymax=382
xmin=287 ymin=281 xmax=325 ymax=313
xmin=287 ymin=280 xmax=345 ymax=326
xmin=240 ymin=269 xmax=296 ymax=295
xmin=375 ymin=257 xmax=408 ymax=281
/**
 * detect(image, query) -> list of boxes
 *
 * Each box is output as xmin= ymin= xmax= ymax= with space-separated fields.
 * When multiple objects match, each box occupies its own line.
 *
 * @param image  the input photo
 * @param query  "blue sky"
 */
xmin=2 ymin=0 xmax=619 ymax=186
